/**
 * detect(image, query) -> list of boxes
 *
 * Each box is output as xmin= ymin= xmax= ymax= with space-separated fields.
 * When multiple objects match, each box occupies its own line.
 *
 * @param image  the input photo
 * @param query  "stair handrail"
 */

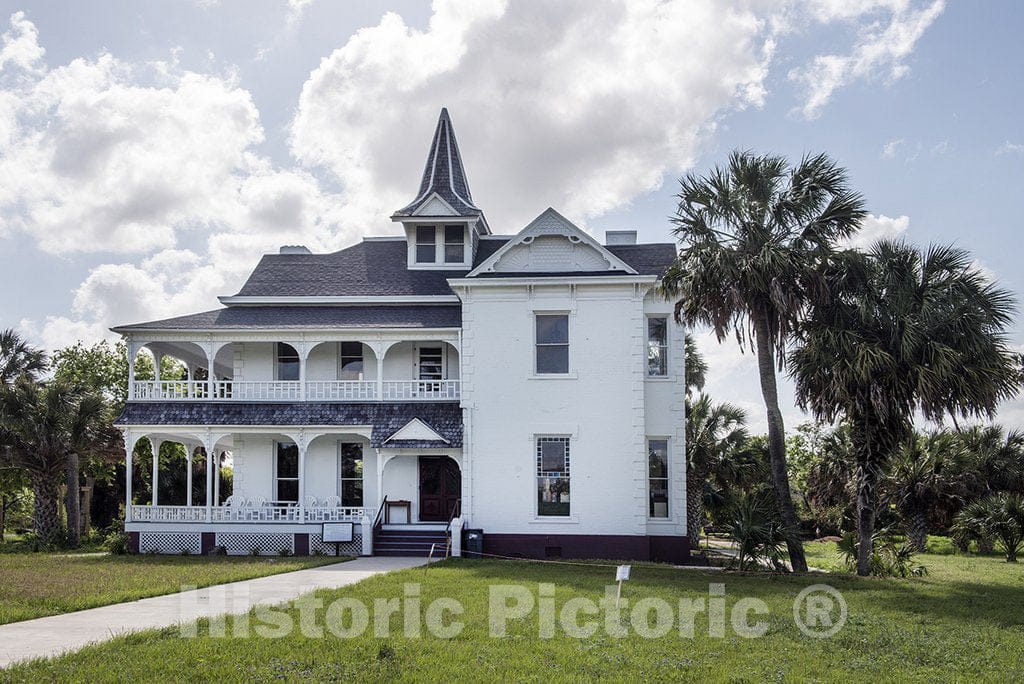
xmin=373 ymin=495 xmax=388 ymax=531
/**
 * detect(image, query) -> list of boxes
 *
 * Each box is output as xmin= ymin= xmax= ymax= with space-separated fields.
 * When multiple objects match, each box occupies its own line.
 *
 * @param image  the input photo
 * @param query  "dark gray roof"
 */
xmin=235 ymin=240 xmax=473 ymax=297
xmin=606 ymin=243 xmax=678 ymax=276
xmin=115 ymin=402 xmax=462 ymax=448
xmin=393 ymin=108 xmax=483 ymax=221
xmin=112 ymin=305 xmax=461 ymax=332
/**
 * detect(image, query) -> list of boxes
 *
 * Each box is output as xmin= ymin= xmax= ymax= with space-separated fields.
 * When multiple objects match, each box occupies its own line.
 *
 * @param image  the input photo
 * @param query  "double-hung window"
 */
xmin=339 ymin=342 xmax=364 ymax=380
xmin=275 ymin=443 xmax=299 ymax=503
xmin=444 ymin=225 xmax=465 ymax=263
xmin=535 ymin=314 xmax=569 ymax=374
xmin=648 ymin=439 xmax=669 ymax=518
xmin=537 ymin=436 xmax=570 ymax=517
xmin=339 ymin=443 xmax=363 ymax=507
xmin=647 ymin=317 xmax=668 ymax=377
xmin=275 ymin=343 xmax=300 ymax=381
xmin=416 ymin=226 xmax=436 ymax=264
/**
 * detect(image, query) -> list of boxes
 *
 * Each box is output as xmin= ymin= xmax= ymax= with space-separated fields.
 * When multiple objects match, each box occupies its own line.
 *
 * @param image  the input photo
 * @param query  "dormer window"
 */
xmin=416 ymin=226 xmax=436 ymax=263
xmin=444 ymin=225 xmax=465 ymax=263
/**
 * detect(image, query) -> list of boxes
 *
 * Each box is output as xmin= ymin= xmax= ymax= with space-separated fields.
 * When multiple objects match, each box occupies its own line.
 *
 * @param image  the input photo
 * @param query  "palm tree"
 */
xmin=954 ymin=493 xmax=1024 ymax=562
xmin=790 ymin=241 xmax=1020 ymax=575
xmin=0 ymin=329 xmax=47 ymax=386
xmin=685 ymin=394 xmax=748 ymax=549
xmin=0 ymin=378 xmax=110 ymax=544
xmin=684 ymin=334 xmax=708 ymax=396
xmin=662 ymin=151 xmax=867 ymax=571
xmin=886 ymin=432 xmax=960 ymax=552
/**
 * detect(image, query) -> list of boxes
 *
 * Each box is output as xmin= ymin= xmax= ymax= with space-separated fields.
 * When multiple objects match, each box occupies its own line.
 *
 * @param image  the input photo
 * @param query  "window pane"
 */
xmin=418 ymin=347 xmax=444 ymax=380
xmin=341 ymin=443 xmax=362 ymax=478
xmin=444 ymin=244 xmax=464 ymax=263
xmin=540 ymin=440 xmax=567 ymax=473
xmin=416 ymin=226 xmax=436 ymax=244
xmin=538 ymin=477 xmax=570 ymax=516
xmin=277 ymin=444 xmax=298 ymax=477
xmin=341 ymin=480 xmax=363 ymax=507
xmin=340 ymin=342 xmax=362 ymax=357
xmin=276 ymin=343 xmax=300 ymax=381
xmin=416 ymin=244 xmax=435 ymax=263
xmin=444 ymin=225 xmax=464 ymax=244
xmin=536 ymin=345 xmax=569 ymax=374
xmin=649 ymin=479 xmax=669 ymax=518
xmin=648 ymin=440 xmax=668 ymax=478
xmin=278 ymin=480 xmax=299 ymax=503
xmin=648 ymin=345 xmax=667 ymax=376
xmin=648 ymin=317 xmax=667 ymax=345
xmin=536 ymin=315 xmax=569 ymax=344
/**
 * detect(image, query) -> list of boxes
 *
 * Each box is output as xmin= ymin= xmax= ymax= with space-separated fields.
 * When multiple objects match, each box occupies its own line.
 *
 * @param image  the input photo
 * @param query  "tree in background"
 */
xmin=790 ymin=242 xmax=1020 ymax=575
xmin=0 ymin=467 xmax=31 ymax=540
xmin=685 ymin=394 xmax=747 ymax=549
xmin=662 ymin=151 xmax=866 ymax=571
xmin=0 ymin=378 xmax=113 ymax=544
xmin=886 ymin=432 xmax=961 ymax=552
xmin=0 ymin=329 xmax=47 ymax=387
xmin=788 ymin=422 xmax=856 ymax=537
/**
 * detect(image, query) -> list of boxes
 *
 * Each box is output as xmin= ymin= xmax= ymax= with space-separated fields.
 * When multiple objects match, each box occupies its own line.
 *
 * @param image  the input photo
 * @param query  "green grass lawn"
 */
xmin=5 ymin=544 xmax=1023 ymax=681
xmin=0 ymin=553 xmax=342 ymax=625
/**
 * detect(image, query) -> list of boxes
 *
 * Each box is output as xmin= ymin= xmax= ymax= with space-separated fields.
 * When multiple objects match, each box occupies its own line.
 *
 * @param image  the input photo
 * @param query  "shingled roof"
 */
xmin=393 ymin=108 xmax=484 ymax=223
xmin=111 ymin=305 xmax=461 ymax=333
xmin=115 ymin=402 xmax=463 ymax=448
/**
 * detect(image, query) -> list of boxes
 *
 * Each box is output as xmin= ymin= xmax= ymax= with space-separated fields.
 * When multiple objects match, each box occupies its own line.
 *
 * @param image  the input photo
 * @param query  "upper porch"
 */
xmin=124 ymin=329 xmax=462 ymax=403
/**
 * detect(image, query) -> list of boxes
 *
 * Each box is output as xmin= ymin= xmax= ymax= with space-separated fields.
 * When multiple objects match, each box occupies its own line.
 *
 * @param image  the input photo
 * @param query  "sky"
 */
xmin=0 ymin=0 xmax=1021 ymax=433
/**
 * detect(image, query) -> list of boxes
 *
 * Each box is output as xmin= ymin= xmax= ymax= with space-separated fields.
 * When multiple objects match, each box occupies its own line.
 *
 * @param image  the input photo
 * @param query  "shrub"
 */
xmin=953 ymin=494 xmax=1024 ymax=563
xmin=725 ymin=492 xmax=793 ymax=572
xmin=104 ymin=532 xmax=131 ymax=555
xmin=837 ymin=530 xmax=927 ymax=577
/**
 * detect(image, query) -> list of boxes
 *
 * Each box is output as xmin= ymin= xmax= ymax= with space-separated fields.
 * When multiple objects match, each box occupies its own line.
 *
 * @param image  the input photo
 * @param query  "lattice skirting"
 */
xmin=310 ymin=533 xmax=362 ymax=557
xmin=216 ymin=532 xmax=294 ymax=556
xmin=139 ymin=532 xmax=203 ymax=555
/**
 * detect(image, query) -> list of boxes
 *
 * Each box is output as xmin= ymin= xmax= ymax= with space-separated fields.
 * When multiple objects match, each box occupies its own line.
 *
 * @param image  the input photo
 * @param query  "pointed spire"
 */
xmin=394 ymin=108 xmax=486 ymax=227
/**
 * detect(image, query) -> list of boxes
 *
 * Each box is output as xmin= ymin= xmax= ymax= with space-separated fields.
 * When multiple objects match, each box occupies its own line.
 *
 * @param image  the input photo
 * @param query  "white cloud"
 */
xmin=841 ymin=213 xmax=910 ymax=249
xmin=930 ymin=139 xmax=950 ymax=155
xmin=290 ymin=0 xmax=777 ymax=232
xmin=789 ymin=0 xmax=945 ymax=119
xmin=881 ymin=138 xmax=903 ymax=158
xmin=996 ymin=141 xmax=1024 ymax=156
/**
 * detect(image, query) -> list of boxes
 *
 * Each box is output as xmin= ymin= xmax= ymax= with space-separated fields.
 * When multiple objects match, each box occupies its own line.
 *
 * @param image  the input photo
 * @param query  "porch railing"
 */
xmin=129 ymin=379 xmax=460 ymax=401
xmin=130 ymin=504 xmax=371 ymax=524
xmin=382 ymin=380 xmax=460 ymax=400
xmin=305 ymin=380 xmax=377 ymax=401
xmin=131 ymin=380 xmax=209 ymax=400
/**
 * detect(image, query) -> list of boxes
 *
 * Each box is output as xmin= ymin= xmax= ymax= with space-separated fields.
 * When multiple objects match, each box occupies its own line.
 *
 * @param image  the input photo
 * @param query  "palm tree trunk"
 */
xmin=31 ymin=472 xmax=61 ymax=544
xmin=0 ymin=497 xmax=6 ymax=542
xmin=686 ymin=474 xmax=704 ymax=550
xmin=65 ymin=452 xmax=81 ymax=548
xmin=82 ymin=474 xmax=95 ymax=536
xmin=752 ymin=314 xmax=808 ymax=572
xmin=905 ymin=506 xmax=927 ymax=552
xmin=855 ymin=461 xmax=878 ymax=577
xmin=977 ymin=536 xmax=994 ymax=555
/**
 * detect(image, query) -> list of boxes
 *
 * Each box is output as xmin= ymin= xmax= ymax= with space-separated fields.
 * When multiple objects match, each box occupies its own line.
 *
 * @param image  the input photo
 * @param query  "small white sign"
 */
xmin=616 ymin=564 xmax=631 ymax=582
xmin=322 ymin=522 xmax=353 ymax=543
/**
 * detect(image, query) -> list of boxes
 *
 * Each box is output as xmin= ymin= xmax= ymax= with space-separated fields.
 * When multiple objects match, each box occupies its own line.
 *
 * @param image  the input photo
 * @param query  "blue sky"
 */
xmin=0 ymin=0 xmax=1021 ymax=431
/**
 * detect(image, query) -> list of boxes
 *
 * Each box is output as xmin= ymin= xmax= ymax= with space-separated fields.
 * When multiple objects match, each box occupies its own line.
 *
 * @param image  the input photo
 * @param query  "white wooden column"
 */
xmin=150 ymin=439 xmax=161 ymax=507
xmin=126 ymin=340 xmax=136 ymax=402
xmin=213 ymin=450 xmax=221 ymax=506
xmin=206 ymin=347 xmax=217 ymax=400
xmin=186 ymin=446 xmax=193 ymax=507
xmin=297 ymin=433 xmax=307 ymax=523
xmin=124 ymin=432 xmax=134 ymax=522
xmin=203 ymin=433 xmax=214 ymax=522
xmin=299 ymin=342 xmax=308 ymax=401
xmin=376 ymin=347 xmax=385 ymax=400
xmin=153 ymin=352 xmax=162 ymax=382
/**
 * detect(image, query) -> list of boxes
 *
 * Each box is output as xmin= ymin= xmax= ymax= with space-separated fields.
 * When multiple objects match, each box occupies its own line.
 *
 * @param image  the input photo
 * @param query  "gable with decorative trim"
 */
xmin=385 ymin=418 xmax=450 ymax=444
xmin=469 ymin=208 xmax=638 ymax=276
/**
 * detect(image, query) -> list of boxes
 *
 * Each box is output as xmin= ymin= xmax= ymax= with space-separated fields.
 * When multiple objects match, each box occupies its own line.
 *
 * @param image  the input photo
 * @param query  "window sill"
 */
xmin=646 ymin=518 xmax=677 ymax=524
xmin=527 ymin=373 xmax=578 ymax=380
xmin=644 ymin=376 xmax=673 ymax=382
xmin=528 ymin=516 xmax=579 ymax=525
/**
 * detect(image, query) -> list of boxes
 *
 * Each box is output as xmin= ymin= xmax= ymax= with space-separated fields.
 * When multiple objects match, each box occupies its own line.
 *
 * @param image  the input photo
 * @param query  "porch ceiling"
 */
xmin=115 ymin=401 xmax=463 ymax=448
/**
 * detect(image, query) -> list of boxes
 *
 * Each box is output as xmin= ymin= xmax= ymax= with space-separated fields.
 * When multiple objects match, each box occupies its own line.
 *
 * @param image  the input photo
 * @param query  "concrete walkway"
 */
xmin=0 ymin=556 xmax=428 ymax=669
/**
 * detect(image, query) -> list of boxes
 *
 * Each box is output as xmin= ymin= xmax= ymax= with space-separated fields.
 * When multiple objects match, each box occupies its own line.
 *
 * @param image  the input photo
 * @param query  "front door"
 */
xmin=418 ymin=456 xmax=460 ymax=521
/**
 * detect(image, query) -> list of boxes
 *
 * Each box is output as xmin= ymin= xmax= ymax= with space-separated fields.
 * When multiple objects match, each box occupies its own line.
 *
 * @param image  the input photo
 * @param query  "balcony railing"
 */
xmin=129 ymin=379 xmax=460 ymax=402
xmin=130 ymin=504 xmax=372 ymax=524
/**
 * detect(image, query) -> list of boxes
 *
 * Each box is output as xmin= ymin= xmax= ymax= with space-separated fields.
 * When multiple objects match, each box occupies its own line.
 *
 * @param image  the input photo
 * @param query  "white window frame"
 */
xmin=647 ymin=316 xmax=669 ymax=377
xmin=647 ymin=437 xmax=670 ymax=519
xmin=443 ymin=224 xmax=466 ymax=264
xmin=536 ymin=435 xmax=571 ymax=518
xmin=337 ymin=342 xmax=364 ymax=380
xmin=272 ymin=441 xmax=299 ymax=503
xmin=274 ymin=342 xmax=300 ymax=382
xmin=415 ymin=225 xmax=437 ymax=264
xmin=534 ymin=312 xmax=570 ymax=376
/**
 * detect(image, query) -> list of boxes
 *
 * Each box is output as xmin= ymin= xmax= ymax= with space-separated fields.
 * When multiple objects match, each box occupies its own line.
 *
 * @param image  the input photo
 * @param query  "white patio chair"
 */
xmin=224 ymin=494 xmax=244 ymax=508
xmin=248 ymin=496 xmax=266 ymax=508
xmin=305 ymin=495 xmax=319 ymax=508
xmin=323 ymin=495 xmax=341 ymax=508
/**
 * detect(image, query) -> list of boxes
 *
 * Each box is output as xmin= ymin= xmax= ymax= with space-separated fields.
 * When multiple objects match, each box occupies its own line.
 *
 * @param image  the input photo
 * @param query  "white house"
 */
xmin=113 ymin=109 xmax=688 ymax=562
